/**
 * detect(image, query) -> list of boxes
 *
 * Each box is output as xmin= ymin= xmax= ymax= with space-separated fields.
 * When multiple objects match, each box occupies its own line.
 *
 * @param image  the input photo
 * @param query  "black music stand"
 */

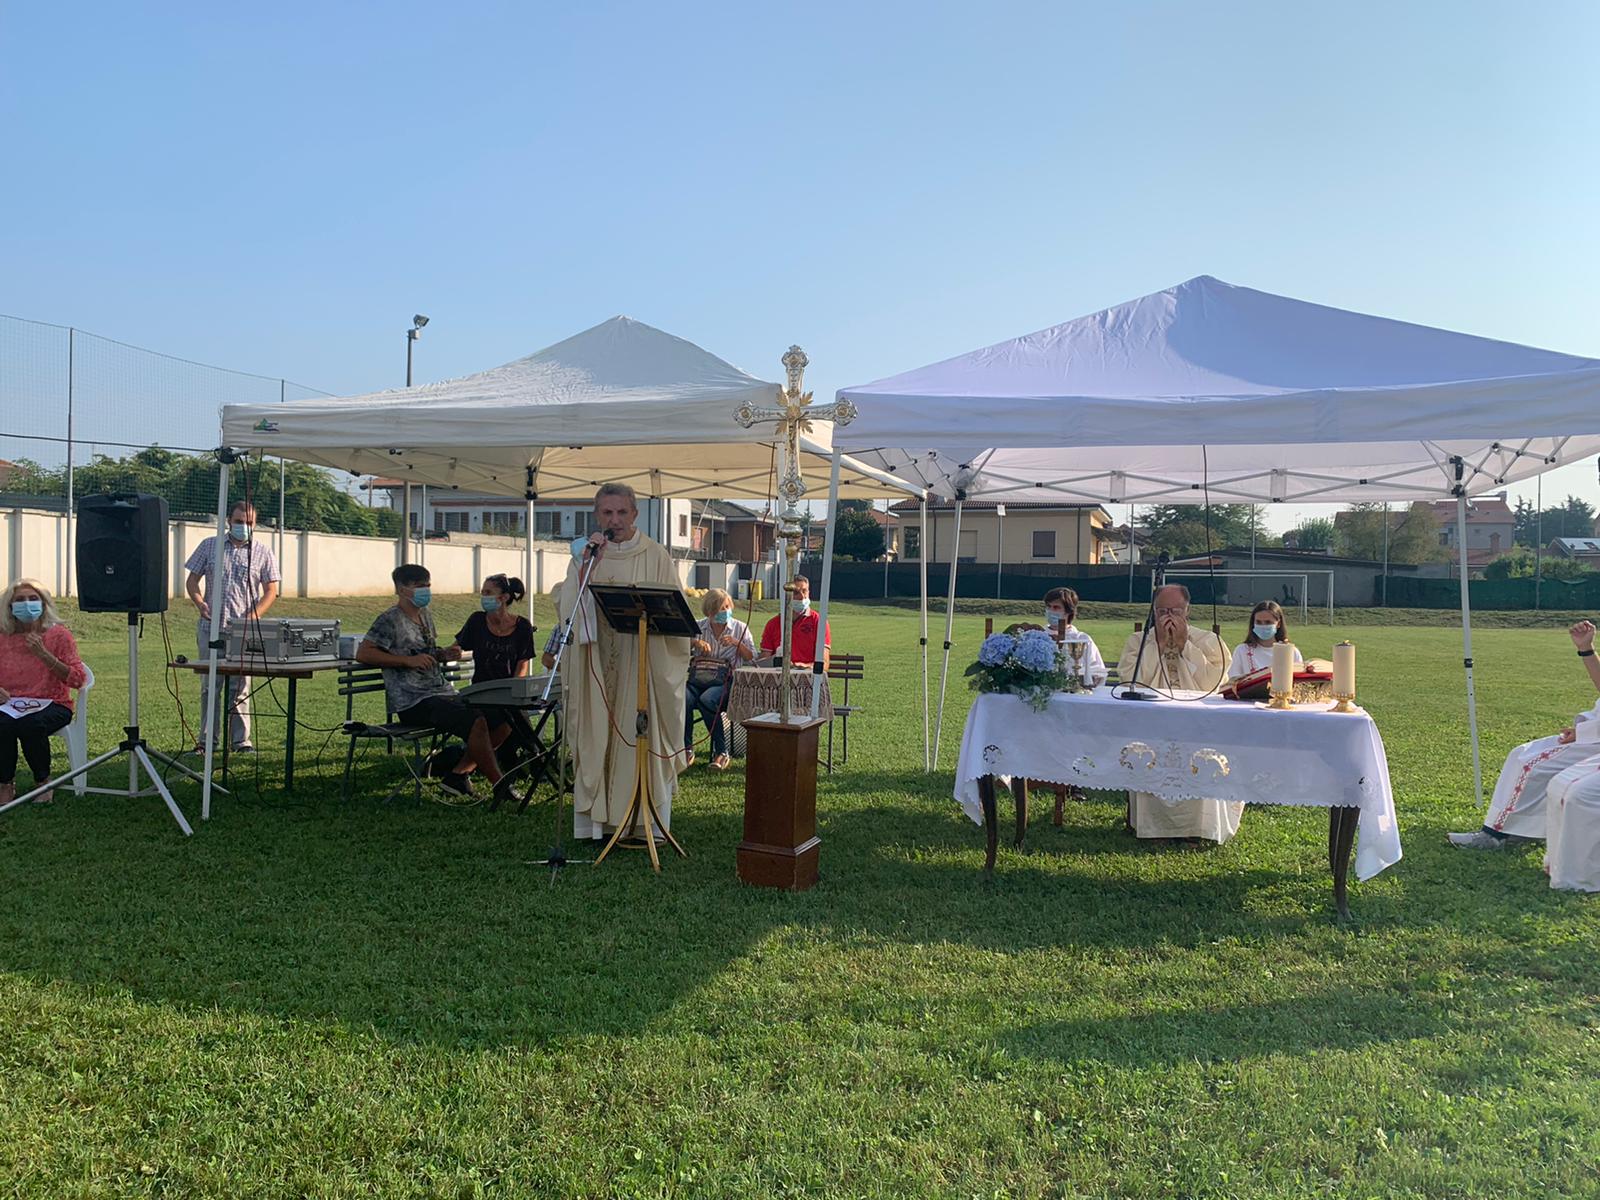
xmin=587 ymin=583 xmax=699 ymax=871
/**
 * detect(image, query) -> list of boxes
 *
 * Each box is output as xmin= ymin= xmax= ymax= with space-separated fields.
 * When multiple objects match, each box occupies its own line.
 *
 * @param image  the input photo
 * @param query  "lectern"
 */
xmin=587 ymin=583 xmax=699 ymax=872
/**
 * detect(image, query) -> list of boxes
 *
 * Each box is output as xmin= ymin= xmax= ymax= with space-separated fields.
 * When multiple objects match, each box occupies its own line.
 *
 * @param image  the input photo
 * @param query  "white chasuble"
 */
xmin=1117 ymin=628 xmax=1243 ymax=843
xmin=557 ymin=532 xmax=691 ymax=840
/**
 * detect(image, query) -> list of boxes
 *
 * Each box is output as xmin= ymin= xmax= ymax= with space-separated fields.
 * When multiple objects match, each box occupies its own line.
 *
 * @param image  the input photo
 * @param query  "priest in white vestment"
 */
xmin=1117 ymin=584 xmax=1239 ymax=844
xmin=546 ymin=483 xmax=691 ymax=842
xmin=1451 ymin=620 xmax=1600 ymax=849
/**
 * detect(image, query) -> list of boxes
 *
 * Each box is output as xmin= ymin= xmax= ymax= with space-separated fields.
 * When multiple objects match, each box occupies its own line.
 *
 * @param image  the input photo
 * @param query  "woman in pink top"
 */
xmin=0 ymin=579 xmax=88 ymax=806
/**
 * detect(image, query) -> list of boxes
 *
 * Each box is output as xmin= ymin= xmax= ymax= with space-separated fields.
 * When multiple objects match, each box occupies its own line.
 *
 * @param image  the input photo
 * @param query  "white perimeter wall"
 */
xmin=3 ymin=509 xmax=705 ymax=598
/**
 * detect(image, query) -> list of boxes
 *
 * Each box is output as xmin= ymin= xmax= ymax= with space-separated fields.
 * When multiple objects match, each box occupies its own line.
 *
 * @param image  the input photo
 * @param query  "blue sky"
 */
xmin=5 ymin=1 xmax=1598 ymax=529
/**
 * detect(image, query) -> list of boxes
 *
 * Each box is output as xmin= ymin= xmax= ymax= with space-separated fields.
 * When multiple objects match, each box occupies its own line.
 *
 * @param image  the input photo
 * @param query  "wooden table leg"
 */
xmin=1053 ymin=785 xmax=1066 ymax=827
xmin=1010 ymin=777 xmax=1029 ymax=849
xmin=1329 ymin=806 xmax=1359 ymax=921
xmin=980 ymin=775 xmax=999 ymax=875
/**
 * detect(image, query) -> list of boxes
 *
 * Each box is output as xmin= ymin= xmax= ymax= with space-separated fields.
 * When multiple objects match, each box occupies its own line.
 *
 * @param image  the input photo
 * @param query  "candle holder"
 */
xmin=1331 ymin=639 xmax=1357 ymax=712
xmin=1267 ymin=688 xmax=1295 ymax=710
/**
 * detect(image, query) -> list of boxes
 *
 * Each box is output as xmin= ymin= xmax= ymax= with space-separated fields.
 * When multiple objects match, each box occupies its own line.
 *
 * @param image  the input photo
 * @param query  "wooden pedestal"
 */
xmin=737 ymin=714 xmax=825 ymax=891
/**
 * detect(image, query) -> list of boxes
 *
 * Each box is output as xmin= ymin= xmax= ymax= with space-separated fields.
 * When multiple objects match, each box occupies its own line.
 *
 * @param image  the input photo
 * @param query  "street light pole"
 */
xmin=405 ymin=314 xmax=428 ymax=387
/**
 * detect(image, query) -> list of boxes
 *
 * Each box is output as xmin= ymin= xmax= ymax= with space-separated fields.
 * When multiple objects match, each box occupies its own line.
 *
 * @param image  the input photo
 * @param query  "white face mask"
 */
xmin=796 ymin=596 xmax=811 ymax=613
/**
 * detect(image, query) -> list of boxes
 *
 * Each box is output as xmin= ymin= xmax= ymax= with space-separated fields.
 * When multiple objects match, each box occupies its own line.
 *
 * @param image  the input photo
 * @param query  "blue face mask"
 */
xmin=480 ymin=595 xmax=501 ymax=612
xmin=11 ymin=599 xmax=43 ymax=623
xmin=231 ymin=523 xmax=251 ymax=541
xmin=411 ymin=587 xmax=432 ymax=608
xmin=570 ymin=536 xmax=591 ymax=560
xmin=1046 ymin=610 xmax=1064 ymax=626
xmin=712 ymin=609 xmax=731 ymax=625
xmin=1253 ymin=623 xmax=1278 ymax=641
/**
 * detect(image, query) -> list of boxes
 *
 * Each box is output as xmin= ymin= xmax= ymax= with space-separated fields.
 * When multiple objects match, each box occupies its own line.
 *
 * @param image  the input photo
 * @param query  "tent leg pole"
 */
xmin=919 ymin=499 xmax=929 ymax=772
xmin=201 ymin=455 xmax=231 ymax=821
xmin=933 ymin=499 xmax=962 ymax=768
xmin=811 ymin=452 xmax=842 ymax=719
xmin=1457 ymin=494 xmax=1484 ymax=810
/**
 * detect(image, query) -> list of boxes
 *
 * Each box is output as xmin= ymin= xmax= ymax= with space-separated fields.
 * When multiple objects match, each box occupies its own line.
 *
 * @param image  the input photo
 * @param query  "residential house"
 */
xmin=1547 ymin=536 xmax=1600 ymax=567
xmin=1424 ymin=493 xmax=1515 ymax=568
xmin=888 ymin=499 xmax=1113 ymax=565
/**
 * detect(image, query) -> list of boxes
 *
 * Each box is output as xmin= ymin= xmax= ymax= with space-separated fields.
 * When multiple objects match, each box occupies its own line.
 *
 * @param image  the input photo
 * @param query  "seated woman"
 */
xmin=445 ymin=574 xmax=536 ymax=790
xmin=686 ymin=588 xmax=755 ymax=770
xmin=0 ymin=579 xmax=89 ymax=806
xmin=1228 ymin=600 xmax=1304 ymax=680
xmin=1043 ymin=586 xmax=1107 ymax=686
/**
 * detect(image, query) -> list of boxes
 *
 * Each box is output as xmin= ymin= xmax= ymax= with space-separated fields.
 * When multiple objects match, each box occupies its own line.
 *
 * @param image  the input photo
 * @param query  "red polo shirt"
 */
xmin=760 ymin=609 xmax=830 ymax=664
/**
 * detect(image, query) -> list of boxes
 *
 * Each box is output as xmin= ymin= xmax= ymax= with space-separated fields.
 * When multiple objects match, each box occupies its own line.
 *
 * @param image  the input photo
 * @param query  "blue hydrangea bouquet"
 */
xmin=964 ymin=629 xmax=1076 ymax=711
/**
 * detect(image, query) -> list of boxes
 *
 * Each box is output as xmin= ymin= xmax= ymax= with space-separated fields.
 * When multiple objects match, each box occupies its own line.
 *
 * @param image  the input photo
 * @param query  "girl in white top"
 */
xmin=1044 ymin=587 xmax=1107 ymax=687
xmin=1228 ymin=600 xmax=1304 ymax=680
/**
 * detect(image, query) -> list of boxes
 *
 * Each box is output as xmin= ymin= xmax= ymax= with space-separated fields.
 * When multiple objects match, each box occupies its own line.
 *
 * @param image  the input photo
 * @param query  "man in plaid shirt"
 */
xmin=184 ymin=500 xmax=281 ymax=751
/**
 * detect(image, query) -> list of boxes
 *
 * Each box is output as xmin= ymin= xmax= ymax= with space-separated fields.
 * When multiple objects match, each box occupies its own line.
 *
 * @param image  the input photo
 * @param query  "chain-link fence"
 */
xmin=1 ymin=313 xmax=404 ymax=591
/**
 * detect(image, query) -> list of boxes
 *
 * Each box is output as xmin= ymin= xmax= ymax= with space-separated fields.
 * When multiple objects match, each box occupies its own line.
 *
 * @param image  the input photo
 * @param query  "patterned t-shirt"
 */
xmin=363 ymin=605 xmax=458 ymax=714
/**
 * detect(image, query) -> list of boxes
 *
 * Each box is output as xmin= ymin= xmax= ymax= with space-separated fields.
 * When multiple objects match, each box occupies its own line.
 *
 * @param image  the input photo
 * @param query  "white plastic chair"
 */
xmin=52 ymin=663 xmax=94 ymax=796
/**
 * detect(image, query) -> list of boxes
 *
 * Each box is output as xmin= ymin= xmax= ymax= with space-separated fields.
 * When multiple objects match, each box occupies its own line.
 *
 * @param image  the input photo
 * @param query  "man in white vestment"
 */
xmin=1450 ymin=620 xmax=1600 ymax=849
xmin=544 ymin=483 xmax=691 ymax=842
xmin=1117 ymin=584 xmax=1239 ymax=844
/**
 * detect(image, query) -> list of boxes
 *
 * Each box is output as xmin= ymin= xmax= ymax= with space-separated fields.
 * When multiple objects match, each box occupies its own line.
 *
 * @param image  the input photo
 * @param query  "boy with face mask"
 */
xmin=355 ymin=564 xmax=504 ymax=796
xmin=1041 ymin=587 xmax=1107 ymax=687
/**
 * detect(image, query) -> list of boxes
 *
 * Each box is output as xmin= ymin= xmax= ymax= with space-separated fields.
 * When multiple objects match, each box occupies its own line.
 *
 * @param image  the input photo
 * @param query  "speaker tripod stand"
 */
xmin=0 ymin=613 xmax=214 ymax=832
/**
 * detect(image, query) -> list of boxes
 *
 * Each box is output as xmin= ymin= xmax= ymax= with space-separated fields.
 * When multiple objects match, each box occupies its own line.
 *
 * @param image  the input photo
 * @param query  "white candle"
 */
xmin=1334 ymin=641 xmax=1355 ymax=696
xmin=1271 ymin=641 xmax=1295 ymax=696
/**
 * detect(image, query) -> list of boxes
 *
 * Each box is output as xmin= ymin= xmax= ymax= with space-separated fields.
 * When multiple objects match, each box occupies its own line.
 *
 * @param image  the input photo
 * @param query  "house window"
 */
xmin=442 ymin=511 xmax=469 ymax=533
xmin=1489 ymin=532 xmax=1501 ymax=553
xmin=1032 ymin=530 xmax=1056 ymax=559
xmin=679 ymin=514 xmax=689 ymax=538
xmin=958 ymin=530 xmax=977 ymax=563
xmin=534 ymin=511 xmax=561 ymax=537
xmin=903 ymin=529 xmax=920 ymax=559
xmin=484 ymin=511 xmax=520 ymax=535
xmin=1439 ymin=532 xmax=1449 ymax=547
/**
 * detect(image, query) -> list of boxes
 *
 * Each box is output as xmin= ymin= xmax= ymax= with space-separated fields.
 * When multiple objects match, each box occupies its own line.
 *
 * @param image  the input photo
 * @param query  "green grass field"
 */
xmin=2 ymin=595 xmax=1598 ymax=1198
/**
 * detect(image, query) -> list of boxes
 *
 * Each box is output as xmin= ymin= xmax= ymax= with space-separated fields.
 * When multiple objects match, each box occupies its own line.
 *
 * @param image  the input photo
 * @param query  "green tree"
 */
xmin=1335 ymin=502 xmax=1448 ymax=564
xmin=2 ymin=446 xmax=390 ymax=537
xmin=1141 ymin=505 xmax=1270 ymax=556
xmin=1289 ymin=516 xmax=1336 ymax=551
xmin=1514 ymin=494 xmax=1597 ymax=548
xmin=832 ymin=501 xmax=885 ymax=561
xmin=1486 ymin=546 xmax=1594 ymax=581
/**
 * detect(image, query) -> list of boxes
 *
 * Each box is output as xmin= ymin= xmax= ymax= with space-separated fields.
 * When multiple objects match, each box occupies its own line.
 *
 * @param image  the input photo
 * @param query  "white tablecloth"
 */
xmin=954 ymin=689 xmax=1401 ymax=880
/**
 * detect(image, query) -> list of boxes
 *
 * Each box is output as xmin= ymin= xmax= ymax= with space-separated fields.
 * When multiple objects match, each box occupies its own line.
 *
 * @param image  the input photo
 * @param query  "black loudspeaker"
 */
xmin=76 ymin=493 xmax=170 ymax=614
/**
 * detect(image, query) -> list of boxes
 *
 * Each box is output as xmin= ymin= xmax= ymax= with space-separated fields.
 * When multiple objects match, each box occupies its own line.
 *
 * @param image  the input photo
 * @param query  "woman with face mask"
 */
xmin=686 ymin=588 xmax=755 ymax=770
xmin=443 ymin=574 xmax=537 ymax=784
xmin=0 ymin=579 xmax=88 ymax=806
xmin=1041 ymin=587 xmax=1108 ymax=687
xmin=1228 ymin=600 xmax=1303 ymax=680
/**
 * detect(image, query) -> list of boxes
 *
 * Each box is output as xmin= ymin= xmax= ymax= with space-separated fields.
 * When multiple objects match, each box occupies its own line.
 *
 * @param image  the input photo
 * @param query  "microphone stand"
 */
xmin=1116 ymin=554 xmax=1168 ymax=702
xmin=528 ymin=532 xmax=612 ymax=878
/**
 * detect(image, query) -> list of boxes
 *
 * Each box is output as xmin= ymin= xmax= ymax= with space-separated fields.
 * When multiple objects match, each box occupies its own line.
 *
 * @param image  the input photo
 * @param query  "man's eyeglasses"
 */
xmin=1154 ymin=606 xmax=1189 ymax=617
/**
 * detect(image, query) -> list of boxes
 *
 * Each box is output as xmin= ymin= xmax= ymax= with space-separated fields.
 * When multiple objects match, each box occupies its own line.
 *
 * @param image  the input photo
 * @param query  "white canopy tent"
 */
xmin=221 ymin=316 xmax=914 ymax=502
xmin=200 ymin=317 xmax=925 ymax=818
xmin=829 ymin=275 xmax=1600 ymax=798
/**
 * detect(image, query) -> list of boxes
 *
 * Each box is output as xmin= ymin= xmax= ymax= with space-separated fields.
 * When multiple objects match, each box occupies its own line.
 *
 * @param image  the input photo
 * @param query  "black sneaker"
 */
xmin=232 ymin=743 xmax=256 ymax=755
xmin=438 ymin=772 xmax=473 ymax=797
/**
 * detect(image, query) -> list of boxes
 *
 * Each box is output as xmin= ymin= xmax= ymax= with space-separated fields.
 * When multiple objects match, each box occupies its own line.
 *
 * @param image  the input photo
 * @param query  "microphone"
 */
xmin=583 ymin=528 xmax=618 ymax=559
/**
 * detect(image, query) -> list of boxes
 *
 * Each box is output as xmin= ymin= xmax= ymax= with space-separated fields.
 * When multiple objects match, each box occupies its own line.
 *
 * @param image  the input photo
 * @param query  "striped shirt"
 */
xmin=184 ymin=536 xmax=281 ymax=625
